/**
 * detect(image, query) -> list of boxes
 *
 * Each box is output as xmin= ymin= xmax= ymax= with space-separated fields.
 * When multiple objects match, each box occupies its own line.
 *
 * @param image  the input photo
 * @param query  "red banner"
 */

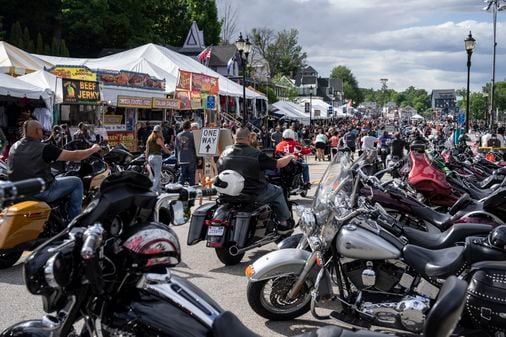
xmin=177 ymin=71 xmax=192 ymax=90
xmin=107 ymin=131 xmax=136 ymax=152
xmin=176 ymin=90 xmax=191 ymax=110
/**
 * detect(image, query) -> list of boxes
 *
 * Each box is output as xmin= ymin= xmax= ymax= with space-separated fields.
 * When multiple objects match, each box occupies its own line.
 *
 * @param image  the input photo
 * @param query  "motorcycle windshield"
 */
xmin=313 ymin=150 xmax=354 ymax=218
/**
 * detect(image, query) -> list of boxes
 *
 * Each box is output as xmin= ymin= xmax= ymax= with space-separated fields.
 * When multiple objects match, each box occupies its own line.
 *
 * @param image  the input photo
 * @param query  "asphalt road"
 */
xmin=0 ymin=157 xmax=332 ymax=336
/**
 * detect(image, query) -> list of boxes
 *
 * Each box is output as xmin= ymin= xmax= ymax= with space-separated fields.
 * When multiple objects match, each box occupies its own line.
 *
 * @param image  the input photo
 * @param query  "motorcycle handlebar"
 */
xmin=335 ymin=208 xmax=369 ymax=224
xmin=81 ymin=223 xmax=104 ymax=260
xmin=0 ymin=178 xmax=46 ymax=201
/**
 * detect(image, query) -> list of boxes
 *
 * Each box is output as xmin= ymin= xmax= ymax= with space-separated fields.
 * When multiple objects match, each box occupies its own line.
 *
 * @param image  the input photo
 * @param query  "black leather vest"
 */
xmin=217 ymin=144 xmax=268 ymax=195
xmin=8 ymin=138 xmax=54 ymax=184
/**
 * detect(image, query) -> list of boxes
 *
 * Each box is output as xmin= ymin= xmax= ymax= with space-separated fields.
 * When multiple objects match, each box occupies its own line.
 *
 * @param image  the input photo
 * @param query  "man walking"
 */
xmin=175 ymin=120 xmax=197 ymax=186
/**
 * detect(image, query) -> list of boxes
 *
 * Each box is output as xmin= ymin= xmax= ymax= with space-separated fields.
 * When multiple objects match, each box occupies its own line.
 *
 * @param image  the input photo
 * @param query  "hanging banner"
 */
xmin=191 ymin=91 xmax=202 ymax=110
xmin=176 ymin=90 xmax=191 ymax=110
xmin=98 ymin=70 xmax=165 ymax=90
xmin=192 ymin=73 xmax=203 ymax=91
xmin=117 ymin=96 xmax=152 ymax=109
xmin=103 ymin=114 xmax=124 ymax=125
xmin=191 ymin=73 xmax=219 ymax=94
xmin=177 ymin=70 xmax=192 ymax=90
xmin=62 ymin=79 xmax=101 ymax=104
xmin=49 ymin=66 xmax=97 ymax=81
xmin=107 ymin=131 xmax=136 ymax=151
xmin=152 ymin=98 xmax=180 ymax=109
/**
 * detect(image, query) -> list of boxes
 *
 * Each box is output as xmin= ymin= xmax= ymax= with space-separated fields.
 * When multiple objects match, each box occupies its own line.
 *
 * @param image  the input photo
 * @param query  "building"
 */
xmin=431 ymin=89 xmax=456 ymax=114
xmin=294 ymin=66 xmax=343 ymax=106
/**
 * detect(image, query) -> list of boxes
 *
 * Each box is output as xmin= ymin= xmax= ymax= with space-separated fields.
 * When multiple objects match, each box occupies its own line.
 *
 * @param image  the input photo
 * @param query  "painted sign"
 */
xmin=198 ymin=128 xmax=220 ymax=156
xmin=107 ymin=131 xmax=136 ymax=151
xmin=152 ymin=98 xmax=180 ymax=109
xmin=177 ymin=70 xmax=192 ymax=90
xmin=117 ymin=96 xmax=152 ymax=109
xmin=49 ymin=66 xmax=97 ymax=81
xmin=177 ymin=70 xmax=219 ymax=94
xmin=98 ymin=70 xmax=165 ymax=90
xmin=103 ymin=114 xmax=124 ymax=125
xmin=176 ymin=90 xmax=191 ymax=110
xmin=62 ymin=79 xmax=101 ymax=104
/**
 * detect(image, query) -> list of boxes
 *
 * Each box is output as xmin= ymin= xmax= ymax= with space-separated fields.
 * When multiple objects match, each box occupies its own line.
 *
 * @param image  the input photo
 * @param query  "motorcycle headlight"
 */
xmin=43 ymin=245 xmax=74 ymax=289
xmin=299 ymin=208 xmax=317 ymax=235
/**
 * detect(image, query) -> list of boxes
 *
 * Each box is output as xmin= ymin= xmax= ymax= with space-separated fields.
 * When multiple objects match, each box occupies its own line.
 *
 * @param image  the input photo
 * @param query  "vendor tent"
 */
xmin=298 ymin=98 xmax=332 ymax=119
xmin=0 ymin=73 xmax=52 ymax=108
xmin=411 ymin=114 xmax=424 ymax=120
xmin=272 ymin=100 xmax=310 ymax=124
xmin=35 ymin=43 xmax=265 ymax=100
xmin=18 ymin=70 xmax=63 ymax=104
xmin=0 ymin=41 xmax=52 ymax=76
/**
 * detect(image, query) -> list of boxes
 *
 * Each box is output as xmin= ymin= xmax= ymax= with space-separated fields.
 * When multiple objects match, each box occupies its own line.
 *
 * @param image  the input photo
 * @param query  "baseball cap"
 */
xmin=153 ymin=125 xmax=161 ymax=132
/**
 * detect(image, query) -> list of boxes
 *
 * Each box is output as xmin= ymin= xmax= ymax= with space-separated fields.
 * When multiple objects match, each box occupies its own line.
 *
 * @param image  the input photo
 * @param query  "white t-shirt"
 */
xmin=361 ymin=136 xmax=378 ymax=150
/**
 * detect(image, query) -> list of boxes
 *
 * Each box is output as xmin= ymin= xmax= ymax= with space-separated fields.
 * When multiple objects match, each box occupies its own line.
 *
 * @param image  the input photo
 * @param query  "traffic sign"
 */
xmin=304 ymin=102 xmax=310 ymax=113
xmin=327 ymin=106 xmax=333 ymax=115
xmin=458 ymin=113 xmax=465 ymax=125
xmin=206 ymin=95 xmax=216 ymax=109
xmin=198 ymin=128 xmax=220 ymax=156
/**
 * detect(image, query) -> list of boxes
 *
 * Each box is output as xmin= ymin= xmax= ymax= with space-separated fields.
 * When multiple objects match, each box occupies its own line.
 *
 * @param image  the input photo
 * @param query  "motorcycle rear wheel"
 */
xmin=215 ymin=244 xmax=245 ymax=265
xmin=160 ymin=169 xmax=177 ymax=185
xmin=0 ymin=251 xmax=23 ymax=269
xmin=247 ymin=276 xmax=311 ymax=320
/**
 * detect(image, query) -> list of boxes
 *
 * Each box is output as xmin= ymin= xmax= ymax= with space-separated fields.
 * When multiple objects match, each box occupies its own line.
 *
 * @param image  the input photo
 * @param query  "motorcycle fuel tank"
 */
xmin=336 ymin=225 xmax=401 ymax=260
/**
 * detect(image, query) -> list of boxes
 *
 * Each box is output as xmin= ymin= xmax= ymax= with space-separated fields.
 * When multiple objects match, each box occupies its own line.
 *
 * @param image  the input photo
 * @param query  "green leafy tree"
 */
xmin=50 ymin=36 xmax=60 ymax=55
xmin=258 ymin=84 xmax=278 ymax=104
xmin=0 ymin=17 xmax=5 ymax=40
xmin=43 ymin=43 xmax=51 ymax=55
xmin=22 ymin=27 xmax=34 ymax=52
xmin=272 ymin=74 xmax=299 ymax=101
xmin=9 ymin=21 xmax=23 ymax=48
xmin=153 ymin=0 xmax=190 ymax=46
xmin=60 ymin=39 xmax=70 ymax=56
xmin=330 ymin=65 xmax=363 ymax=105
xmin=35 ymin=33 xmax=44 ymax=54
xmin=262 ymin=29 xmax=306 ymax=77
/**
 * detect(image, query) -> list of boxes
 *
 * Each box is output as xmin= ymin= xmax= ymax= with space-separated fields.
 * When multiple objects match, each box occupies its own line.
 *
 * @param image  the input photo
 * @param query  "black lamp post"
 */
xmin=464 ymin=31 xmax=476 ymax=133
xmin=309 ymin=85 xmax=313 ymax=125
xmin=235 ymin=33 xmax=252 ymax=125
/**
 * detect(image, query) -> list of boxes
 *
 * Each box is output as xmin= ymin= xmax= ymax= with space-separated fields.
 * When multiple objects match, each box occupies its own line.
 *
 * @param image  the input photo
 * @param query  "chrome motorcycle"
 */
xmin=245 ymin=150 xmax=505 ymax=336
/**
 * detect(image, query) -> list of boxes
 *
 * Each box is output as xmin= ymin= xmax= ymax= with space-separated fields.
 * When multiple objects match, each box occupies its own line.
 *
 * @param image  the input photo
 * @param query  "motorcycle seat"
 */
xmin=212 ymin=311 xmax=382 ymax=337
xmin=403 ymin=223 xmax=492 ymax=250
xmin=402 ymin=245 xmax=465 ymax=278
xmin=218 ymin=194 xmax=257 ymax=204
xmin=448 ymin=193 xmax=472 ymax=215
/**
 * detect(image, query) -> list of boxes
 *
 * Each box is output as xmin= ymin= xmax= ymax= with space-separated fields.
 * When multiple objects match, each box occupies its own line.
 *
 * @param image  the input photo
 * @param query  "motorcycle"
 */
xmin=188 ymin=160 xmax=303 ymax=266
xmin=0 ymin=172 xmax=375 ymax=337
xmin=0 ymin=178 xmax=51 ymax=268
xmin=103 ymin=143 xmax=135 ymax=174
xmin=245 ymin=150 xmax=506 ymax=336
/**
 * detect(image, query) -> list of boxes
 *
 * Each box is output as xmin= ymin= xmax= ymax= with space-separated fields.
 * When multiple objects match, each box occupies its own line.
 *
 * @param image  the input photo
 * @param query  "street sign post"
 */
xmin=458 ymin=113 xmax=465 ymax=125
xmin=206 ymin=95 xmax=216 ymax=110
xmin=304 ymin=102 xmax=310 ymax=113
xmin=198 ymin=128 xmax=220 ymax=156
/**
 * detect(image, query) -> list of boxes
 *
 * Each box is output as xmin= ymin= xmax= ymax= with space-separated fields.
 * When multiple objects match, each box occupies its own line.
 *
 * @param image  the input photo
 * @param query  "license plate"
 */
xmin=208 ymin=226 xmax=225 ymax=236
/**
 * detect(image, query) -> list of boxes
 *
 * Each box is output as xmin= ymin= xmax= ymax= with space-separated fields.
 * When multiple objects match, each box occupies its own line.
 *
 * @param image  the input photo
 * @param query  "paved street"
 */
xmin=0 ymin=157 xmax=332 ymax=336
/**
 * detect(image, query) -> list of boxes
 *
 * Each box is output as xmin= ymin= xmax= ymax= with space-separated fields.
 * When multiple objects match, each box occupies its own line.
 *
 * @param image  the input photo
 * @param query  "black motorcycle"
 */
xmin=0 ymin=174 xmax=467 ymax=337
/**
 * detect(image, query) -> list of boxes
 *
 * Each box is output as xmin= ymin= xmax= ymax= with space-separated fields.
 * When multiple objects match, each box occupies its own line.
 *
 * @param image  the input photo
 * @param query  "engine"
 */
xmin=341 ymin=259 xmax=436 ymax=333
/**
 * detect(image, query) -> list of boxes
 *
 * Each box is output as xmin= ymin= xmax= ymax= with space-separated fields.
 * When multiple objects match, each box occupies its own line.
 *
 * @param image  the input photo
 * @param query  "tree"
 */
xmin=9 ymin=21 xmax=23 ymax=48
xmin=187 ymin=0 xmax=222 ymax=45
xmin=0 ymin=17 xmax=5 ymax=40
xmin=264 ymin=29 xmax=306 ymax=77
xmin=330 ymin=65 xmax=363 ymax=105
xmin=152 ymin=0 xmax=190 ymax=47
xmin=43 ymin=43 xmax=51 ymax=55
xmin=22 ymin=27 xmax=34 ymax=52
xmin=35 ymin=33 xmax=44 ymax=54
xmin=218 ymin=0 xmax=238 ymax=44
xmin=60 ymin=39 xmax=70 ymax=57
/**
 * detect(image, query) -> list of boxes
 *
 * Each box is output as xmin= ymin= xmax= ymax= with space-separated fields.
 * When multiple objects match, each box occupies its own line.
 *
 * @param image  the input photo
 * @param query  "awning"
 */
xmin=0 ymin=73 xmax=53 ymax=109
xmin=101 ymin=85 xmax=167 ymax=106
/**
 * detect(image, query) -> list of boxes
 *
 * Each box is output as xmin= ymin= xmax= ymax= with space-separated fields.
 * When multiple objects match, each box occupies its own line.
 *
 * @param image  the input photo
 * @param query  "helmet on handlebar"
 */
xmin=214 ymin=170 xmax=244 ymax=196
xmin=488 ymin=225 xmax=506 ymax=250
xmin=282 ymin=129 xmax=296 ymax=140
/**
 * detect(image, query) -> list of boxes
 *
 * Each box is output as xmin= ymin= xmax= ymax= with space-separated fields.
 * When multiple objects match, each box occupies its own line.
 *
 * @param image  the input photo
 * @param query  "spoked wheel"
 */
xmin=160 ymin=169 xmax=177 ymax=185
xmin=0 ymin=251 xmax=23 ymax=269
xmin=247 ymin=275 xmax=311 ymax=320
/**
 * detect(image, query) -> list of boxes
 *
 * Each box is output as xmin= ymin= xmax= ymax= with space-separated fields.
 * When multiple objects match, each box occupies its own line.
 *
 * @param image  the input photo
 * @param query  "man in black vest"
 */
xmin=217 ymin=128 xmax=296 ymax=234
xmin=8 ymin=120 xmax=101 ymax=220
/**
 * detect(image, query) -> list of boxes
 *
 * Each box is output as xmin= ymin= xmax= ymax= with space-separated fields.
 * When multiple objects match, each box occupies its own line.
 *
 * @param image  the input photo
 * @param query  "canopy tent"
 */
xmin=298 ymin=98 xmax=332 ymax=119
xmin=35 ymin=43 xmax=265 ymax=100
xmin=271 ymin=100 xmax=310 ymax=125
xmin=18 ymin=70 xmax=63 ymax=104
xmin=411 ymin=113 xmax=425 ymax=120
xmin=0 ymin=41 xmax=52 ymax=76
xmin=0 ymin=73 xmax=52 ymax=109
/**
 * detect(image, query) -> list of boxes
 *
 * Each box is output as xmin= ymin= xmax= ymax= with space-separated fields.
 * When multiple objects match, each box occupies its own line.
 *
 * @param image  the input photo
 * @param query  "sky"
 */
xmin=217 ymin=0 xmax=506 ymax=92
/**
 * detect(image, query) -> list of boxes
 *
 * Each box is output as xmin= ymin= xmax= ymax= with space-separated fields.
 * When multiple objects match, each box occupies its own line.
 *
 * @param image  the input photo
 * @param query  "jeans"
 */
xmin=178 ymin=163 xmax=196 ymax=186
xmin=148 ymin=154 xmax=163 ymax=192
xmin=256 ymin=184 xmax=291 ymax=222
xmin=33 ymin=176 xmax=83 ymax=220
xmin=302 ymin=163 xmax=310 ymax=184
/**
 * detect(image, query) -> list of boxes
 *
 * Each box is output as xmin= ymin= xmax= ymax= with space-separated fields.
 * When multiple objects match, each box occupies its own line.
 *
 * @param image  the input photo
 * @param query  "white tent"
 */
xmin=298 ymin=98 xmax=331 ymax=119
xmin=0 ymin=41 xmax=52 ymax=75
xmin=18 ymin=70 xmax=63 ymax=104
xmin=272 ymin=101 xmax=310 ymax=125
xmin=35 ymin=43 xmax=265 ymax=100
xmin=0 ymin=73 xmax=52 ymax=108
xmin=411 ymin=113 xmax=425 ymax=120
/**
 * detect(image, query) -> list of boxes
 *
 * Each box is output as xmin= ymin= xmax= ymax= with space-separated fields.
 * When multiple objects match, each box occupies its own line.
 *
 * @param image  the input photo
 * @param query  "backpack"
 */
xmin=487 ymin=136 xmax=501 ymax=148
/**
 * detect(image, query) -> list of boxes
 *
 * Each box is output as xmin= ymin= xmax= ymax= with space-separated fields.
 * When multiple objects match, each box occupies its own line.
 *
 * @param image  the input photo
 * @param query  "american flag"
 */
xmin=198 ymin=47 xmax=212 ymax=65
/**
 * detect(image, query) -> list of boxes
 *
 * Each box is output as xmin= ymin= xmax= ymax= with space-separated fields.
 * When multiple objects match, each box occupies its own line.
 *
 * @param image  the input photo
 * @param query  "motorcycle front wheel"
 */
xmin=247 ymin=275 xmax=311 ymax=320
xmin=160 ymin=168 xmax=177 ymax=185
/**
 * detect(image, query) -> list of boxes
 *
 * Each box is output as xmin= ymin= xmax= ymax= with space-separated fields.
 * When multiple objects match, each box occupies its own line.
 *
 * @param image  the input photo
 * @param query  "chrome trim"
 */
xmin=138 ymin=272 xmax=221 ymax=328
xmin=44 ymin=254 xmax=59 ymax=288
xmin=154 ymin=193 xmax=181 ymax=223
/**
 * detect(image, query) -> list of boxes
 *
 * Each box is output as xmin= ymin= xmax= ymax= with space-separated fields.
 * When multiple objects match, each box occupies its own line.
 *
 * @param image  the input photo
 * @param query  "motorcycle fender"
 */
xmin=232 ymin=212 xmax=253 ymax=248
xmin=0 ymin=320 xmax=53 ymax=337
xmin=248 ymin=248 xmax=313 ymax=282
xmin=277 ymin=233 xmax=304 ymax=250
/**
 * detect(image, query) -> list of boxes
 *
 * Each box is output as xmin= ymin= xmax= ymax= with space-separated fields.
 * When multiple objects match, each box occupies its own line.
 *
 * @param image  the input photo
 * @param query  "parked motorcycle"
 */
xmin=245 ymin=150 xmax=506 ymax=336
xmin=0 ymin=173 xmax=468 ymax=337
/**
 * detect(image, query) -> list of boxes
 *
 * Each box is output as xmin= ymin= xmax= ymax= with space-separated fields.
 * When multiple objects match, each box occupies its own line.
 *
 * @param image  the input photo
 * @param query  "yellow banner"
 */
xmin=49 ymin=66 xmax=97 ymax=81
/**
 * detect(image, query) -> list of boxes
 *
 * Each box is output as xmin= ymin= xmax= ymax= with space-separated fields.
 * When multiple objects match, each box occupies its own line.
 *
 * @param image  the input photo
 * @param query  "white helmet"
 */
xmin=282 ymin=129 xmax=296 ymax=140
xmin=213 ymin=170 xmax=244 ymax=196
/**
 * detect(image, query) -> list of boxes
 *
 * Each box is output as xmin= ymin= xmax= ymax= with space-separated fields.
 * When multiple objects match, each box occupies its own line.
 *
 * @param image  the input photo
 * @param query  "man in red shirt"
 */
xmin=275 ymin=129 xmax=312 ymax=187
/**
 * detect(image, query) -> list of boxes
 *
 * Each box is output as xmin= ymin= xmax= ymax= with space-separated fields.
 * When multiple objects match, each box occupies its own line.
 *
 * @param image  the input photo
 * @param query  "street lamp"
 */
xmin=309 ymin=85 xmax=313 ymax=125
xmin=235 ymin=32 xmax=252 ymax=125
xmin=484 ymin=0 xmax=506 ymax=127
xmin=464 ymin=31 xmax=476 ymax=133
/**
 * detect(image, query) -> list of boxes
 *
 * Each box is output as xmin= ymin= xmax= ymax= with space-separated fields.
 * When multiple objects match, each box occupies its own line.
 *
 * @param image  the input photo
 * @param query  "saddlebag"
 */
xmin=188 ymin=203 xmax=217 ymax=245
xmin=466 ymin=262 xmax=506 ymax=333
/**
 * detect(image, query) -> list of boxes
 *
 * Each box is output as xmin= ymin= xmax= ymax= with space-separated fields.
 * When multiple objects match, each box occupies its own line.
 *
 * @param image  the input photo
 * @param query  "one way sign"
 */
xmin=198 ymin=128 xmax=220 ymax=156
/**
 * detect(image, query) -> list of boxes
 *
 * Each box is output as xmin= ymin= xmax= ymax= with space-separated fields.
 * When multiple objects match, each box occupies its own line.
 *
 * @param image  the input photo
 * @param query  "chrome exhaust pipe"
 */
xmin=41 ymin=315 xmax=61 ymax=331
xmin=229 ymin=234 xmax=280 ymax=256
xmin=229 ymin=245 xmax=240 ymax=256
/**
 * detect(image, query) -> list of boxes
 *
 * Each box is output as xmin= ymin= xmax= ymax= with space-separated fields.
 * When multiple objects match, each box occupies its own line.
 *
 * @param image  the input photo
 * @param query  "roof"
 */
xmin=301 ymin=76 xmax=317 ymax=85
xmin=0 ymin=41 xmax=52 ymax=75
xmin=208 ymin=45 xmax=237 ymax=67
xmin=182 ymin=22 xmax=205 ymax=50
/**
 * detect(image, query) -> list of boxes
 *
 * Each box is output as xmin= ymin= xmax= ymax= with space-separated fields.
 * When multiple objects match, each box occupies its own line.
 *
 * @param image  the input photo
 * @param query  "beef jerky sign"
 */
xmin=63 ymin=79 xmax=101 ymax=104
